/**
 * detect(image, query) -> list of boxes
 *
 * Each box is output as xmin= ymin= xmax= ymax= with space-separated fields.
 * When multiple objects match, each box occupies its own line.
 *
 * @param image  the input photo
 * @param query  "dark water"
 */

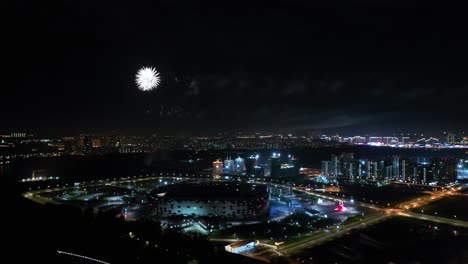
xmin=3 ymin=155 xmax=146 ymax=181
xmin=3 ymin=147 xmax=467 ymax=179
xmin=2 ymin=147 xmax=466 ymax=188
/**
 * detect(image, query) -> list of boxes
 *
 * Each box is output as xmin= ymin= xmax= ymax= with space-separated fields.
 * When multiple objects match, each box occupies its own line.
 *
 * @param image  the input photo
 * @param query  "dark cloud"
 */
xmin=401 ymin=87 xmax=438 ymax=101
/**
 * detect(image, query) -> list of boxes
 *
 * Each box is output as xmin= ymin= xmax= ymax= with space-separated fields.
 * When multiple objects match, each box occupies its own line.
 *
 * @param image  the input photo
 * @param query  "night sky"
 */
xmin=8 ymin=1 xmax=468 ymax=136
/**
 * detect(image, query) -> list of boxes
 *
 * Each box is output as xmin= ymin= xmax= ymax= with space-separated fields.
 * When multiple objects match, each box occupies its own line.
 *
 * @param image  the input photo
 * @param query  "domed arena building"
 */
xmin=149 ymin=182 xmax=269 ymax=219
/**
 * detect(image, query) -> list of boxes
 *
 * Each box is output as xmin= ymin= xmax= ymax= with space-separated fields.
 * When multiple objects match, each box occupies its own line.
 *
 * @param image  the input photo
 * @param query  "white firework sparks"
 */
xmin=135 ymin=66 xmax=161 ymax=91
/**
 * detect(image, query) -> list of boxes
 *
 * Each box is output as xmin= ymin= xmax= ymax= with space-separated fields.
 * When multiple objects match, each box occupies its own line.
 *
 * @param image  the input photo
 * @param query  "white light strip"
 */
xmin=57 ymin=250 xmax=111 ymax=264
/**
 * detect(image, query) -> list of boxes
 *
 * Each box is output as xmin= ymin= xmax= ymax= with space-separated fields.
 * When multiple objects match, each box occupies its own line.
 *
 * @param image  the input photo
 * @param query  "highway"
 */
xmin=244 ymin=181 xmax=468 ymax=256
xmin=279 ymin=214 xmax=388 ymax=254
xmin=398 ymin=212 xmax=468 ymax=228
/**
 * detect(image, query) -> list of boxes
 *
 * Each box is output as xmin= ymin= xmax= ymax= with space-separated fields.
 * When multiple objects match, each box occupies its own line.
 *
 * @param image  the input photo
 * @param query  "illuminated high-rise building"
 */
xmin=357 ymin=163 xmax=362 ymax=178
xmin=330 ymin=155 xmax=340 ymax=177
xmin=377 ymin=161 xmax=385 ymax=179
xmin=365 ymin=161 xmax=372 ymax=179
xmin=234 ymin=156 xmax=245 ymax=173
xmin=372 ymin=162 xmax=379 ymax=179
xmin=213 ymin=159 xmax=223 ymax=176
xmin=224 ymin=158 xmax=235 ymax=173
xmin=457 ymin=159 xmax=468 ymax=179
xmin=446 ymin=132 xmax=456 ymax=144
xmin=330 ymin=155 xmax=341 ymax=178
xmin=422 ymin=167 xmax=427 ymax=183
xmin=76 ymin=134 xmax=91 ymax=153
xmin=401 ymin=159 xmax=407 ymax=181
xmin=392 ymin=155 xmax=400 ymax=179
xmin=10 ymin=132 xmax=27 ymax=138
xmin=83 ymin=135 xmax=92 ymax=154
xmin=413 ymin=163 xmax=430 ymax=184
xmin=411 ymin=167 xmax=417 ymax=182
xmin=385 ymin=165 xmax=393 ymax=178
xmin=92 ymin=137 xmax=104 ymax=148
xmin=340 ymin=153 xmax=354 ymax=178
xmin=347 ymin=163 xmax=354 ymax=179
xmin=321 ymin=161 xmax=330 ymax=176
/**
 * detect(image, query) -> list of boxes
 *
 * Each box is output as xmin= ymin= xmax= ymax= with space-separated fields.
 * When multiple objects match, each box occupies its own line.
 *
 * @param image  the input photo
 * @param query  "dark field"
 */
xmin=317 ymin=183 xmax=429 ymax=206
xmin=291 ymin=216 xmax=468 ymax=264
xmin=413 ymin=195 xmax=468 ymax=221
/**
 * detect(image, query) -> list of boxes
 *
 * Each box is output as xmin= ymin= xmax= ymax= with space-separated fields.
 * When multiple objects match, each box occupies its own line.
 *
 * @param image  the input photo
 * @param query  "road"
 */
xmin=22 ymin=176 xmax=188 ymax=205
xmin=398 ymin=212 xmax=468 ymax=228
xmin=279 ymin=214 xmax=388 ymax=254
xmin=239 ymin=181 xmax=468 ymax=257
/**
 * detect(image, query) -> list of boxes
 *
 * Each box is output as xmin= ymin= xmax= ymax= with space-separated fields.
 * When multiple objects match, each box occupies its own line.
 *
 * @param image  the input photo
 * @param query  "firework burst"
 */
xmin=135 ymin=66 xmax=161 ymax=91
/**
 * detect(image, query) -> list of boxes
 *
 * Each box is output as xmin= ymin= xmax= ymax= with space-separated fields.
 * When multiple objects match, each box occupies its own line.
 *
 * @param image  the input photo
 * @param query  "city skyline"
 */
xmin=7 ymin=1 xmax=468 ymax=135
xmin=0 ymin=128 xmax=466 ymax=139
